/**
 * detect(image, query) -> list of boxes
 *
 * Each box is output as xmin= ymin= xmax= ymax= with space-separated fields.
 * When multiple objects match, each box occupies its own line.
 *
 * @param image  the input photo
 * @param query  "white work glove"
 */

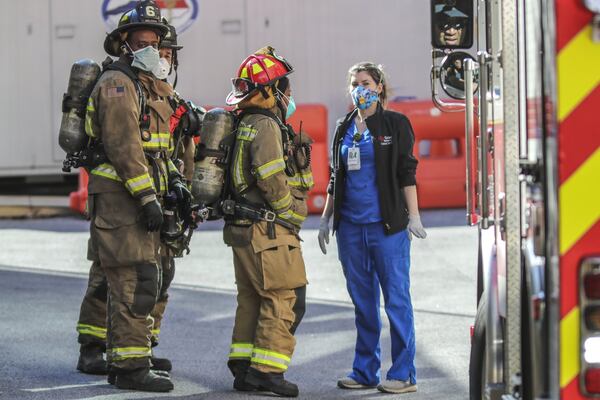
xmin=407 ymin=214 xmax=427 ymax=240
xmin=318 ymin=217 xmax=331 ymax=255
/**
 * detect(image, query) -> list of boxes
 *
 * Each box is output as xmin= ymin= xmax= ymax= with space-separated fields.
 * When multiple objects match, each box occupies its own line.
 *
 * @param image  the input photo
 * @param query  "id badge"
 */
xmin=347 ymin=147 xmax=361 ymax=171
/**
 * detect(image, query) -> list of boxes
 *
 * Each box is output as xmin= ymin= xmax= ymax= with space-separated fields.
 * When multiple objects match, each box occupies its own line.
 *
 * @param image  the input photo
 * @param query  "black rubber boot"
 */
xmin=108 ymin=368 xmax=169 ymax=385
xmin=150 ymin=356 xmax=172 ymax=372
xmin=114 ymin=368 xmax=173 ymax=392
xmin=76 ymin=344 xmax=108 ymax=375
xmin=245 ymin=367 xmax=299 ymax=397
xmin=227 ymin=360 xmax=259 ymax=392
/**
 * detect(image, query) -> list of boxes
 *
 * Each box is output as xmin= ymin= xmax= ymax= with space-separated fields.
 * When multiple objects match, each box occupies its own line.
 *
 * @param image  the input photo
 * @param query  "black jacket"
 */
xmin=327 ymin=105 xmax=418 ymax=235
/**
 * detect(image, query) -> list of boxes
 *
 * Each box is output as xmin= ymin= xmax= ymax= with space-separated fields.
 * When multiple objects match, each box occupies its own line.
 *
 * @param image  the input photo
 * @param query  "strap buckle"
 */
xmin=263 ymin=210 xmax=276 ymax=222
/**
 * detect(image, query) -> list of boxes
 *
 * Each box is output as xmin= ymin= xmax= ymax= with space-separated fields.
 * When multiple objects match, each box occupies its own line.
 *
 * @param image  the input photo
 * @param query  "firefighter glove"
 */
xmin=170 ymin=177 xmax=192 ymax=216
xmin=407 ymin=214 xmax=427 ymax=240
xmin=318 ymin=217 xmax=330 ymax=255
xmin=142 ymin=199 xmax=164 ymax=232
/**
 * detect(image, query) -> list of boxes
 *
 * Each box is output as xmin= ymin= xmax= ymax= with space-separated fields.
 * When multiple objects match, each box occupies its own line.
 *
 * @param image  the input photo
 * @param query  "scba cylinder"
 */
xmin=192 ymin=108 xmax=235 ymax=206
xmin=59 ymin=59 xmax=101 ymax=154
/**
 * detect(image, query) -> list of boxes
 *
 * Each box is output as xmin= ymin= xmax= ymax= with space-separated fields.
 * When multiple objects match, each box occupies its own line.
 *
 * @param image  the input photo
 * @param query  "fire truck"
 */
xmin=429 ymin=0 xmax=600 ymax=399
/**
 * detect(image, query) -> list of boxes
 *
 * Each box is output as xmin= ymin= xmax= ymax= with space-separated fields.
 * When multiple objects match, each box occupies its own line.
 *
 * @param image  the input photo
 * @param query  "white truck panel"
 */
xmin=1 ymin=0 xmax=430 ymax=177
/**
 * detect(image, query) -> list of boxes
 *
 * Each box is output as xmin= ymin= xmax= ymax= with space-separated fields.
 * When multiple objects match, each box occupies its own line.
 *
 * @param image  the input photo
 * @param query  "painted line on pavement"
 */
xmin=22 ymin=382 xmax=107 ymax=392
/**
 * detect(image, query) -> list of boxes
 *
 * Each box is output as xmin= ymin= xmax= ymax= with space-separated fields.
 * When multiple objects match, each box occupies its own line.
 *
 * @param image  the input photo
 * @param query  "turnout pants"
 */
xmin=83 ymin=192 xmax=162 ymax=370
xmin=226 ymin=222 xmax=307 ymax=373
xmin=150 ymin=255 xmax=176 ymax=345
xmin=77 ymin=261 xmax=109 ymax=347
xmin=336 ymin=219 xmax=416 ymax=386
xmin=77 ymin=255 xmax=174 ymax=349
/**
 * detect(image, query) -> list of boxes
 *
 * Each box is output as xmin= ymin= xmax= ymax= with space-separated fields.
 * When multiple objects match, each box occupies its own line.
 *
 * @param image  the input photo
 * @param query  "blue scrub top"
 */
xmin=340 ymin=120 xmax=382 ymax=224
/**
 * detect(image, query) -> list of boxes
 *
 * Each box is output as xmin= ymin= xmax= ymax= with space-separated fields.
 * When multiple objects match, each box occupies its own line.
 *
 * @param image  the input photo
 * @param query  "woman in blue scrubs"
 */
xmin=318 ymin=62 xmax=427 ymax=394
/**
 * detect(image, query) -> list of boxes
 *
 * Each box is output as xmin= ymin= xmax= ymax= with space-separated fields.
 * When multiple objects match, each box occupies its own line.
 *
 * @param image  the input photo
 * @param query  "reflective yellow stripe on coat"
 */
xmin=142 ymin=132 xmax=171 ymax=151
xmin=287 ymin=172 xmax=314 ymax=190
xmin=255 ymin=158 xmax=286 ymax=180
xmin=125 ymin=173 xmax=154 ymax=196
xmin=90 ymin=163 xmax=121 ymax=182
xmin=85 ymin=98 xmax=96 ymax=138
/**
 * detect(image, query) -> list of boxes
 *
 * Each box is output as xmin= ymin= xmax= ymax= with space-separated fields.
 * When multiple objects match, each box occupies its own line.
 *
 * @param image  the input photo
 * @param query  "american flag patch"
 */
xmin=107 ymin=86 xmax=125 ymax=97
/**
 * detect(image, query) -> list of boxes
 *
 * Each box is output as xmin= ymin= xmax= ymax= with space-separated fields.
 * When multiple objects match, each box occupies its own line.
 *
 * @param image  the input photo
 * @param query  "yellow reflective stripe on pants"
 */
xmin=151 ymin=328 xmax=160 ymax=337
xmin=110 ymin=346 xmax=152 ymax=361
xmin=125 ymin=173 xmax=154 ymax=196
xmin=91 ymin=163 xmax=122 ymax=182
xmin=251 ymin=348 xmax=290 ymax=371
xmin=142 ymin=132 xmax=171 ymax=151
xmin=85 ymin=98 xmax=96 ymax=138
xmin=270 ymin=192 xmax=292 ymax=212
xmin=229 ymin=343 xmax=253 ymax=359
xmin=237 ymin=126 xmax=257 ymax=142
xmin=76 ymin=323 xmax=107 ymax=339
xmin=256 ymin=158 xmax=285 ymax=180
xmin=288 ymin=172 xmax=314 ymax=189
xmin=277 ymin=209 xmax=306 ymax=227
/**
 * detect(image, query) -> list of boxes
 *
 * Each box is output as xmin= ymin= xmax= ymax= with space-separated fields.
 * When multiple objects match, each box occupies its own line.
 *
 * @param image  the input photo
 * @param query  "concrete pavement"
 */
xmin=0 ymin=212 xmax=477 ymax=399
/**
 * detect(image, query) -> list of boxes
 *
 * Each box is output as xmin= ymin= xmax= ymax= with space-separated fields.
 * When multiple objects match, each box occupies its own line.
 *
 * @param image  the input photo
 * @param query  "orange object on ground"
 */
xmin=69 ymin=169 xmax=89 ymax=214
xmin=387 ymin=100 xmax=467 ymax=209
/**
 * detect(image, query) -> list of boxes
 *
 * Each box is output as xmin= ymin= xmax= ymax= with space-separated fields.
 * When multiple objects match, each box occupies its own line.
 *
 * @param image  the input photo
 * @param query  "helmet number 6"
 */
xmin=146 ymin=6 xmax=156 ymax=17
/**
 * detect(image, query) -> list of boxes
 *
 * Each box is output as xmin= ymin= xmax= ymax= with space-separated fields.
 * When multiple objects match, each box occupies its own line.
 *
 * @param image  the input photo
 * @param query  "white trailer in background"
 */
xmin=1 ymin=0 xmax=430 ymax=178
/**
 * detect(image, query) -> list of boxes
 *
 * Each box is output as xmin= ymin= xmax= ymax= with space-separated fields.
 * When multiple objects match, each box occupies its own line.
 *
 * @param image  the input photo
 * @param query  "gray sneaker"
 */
xmin=377 ymin=379 xmax=417 ymax=394
xmin=337 ymin=377 xmax=376 ymax=389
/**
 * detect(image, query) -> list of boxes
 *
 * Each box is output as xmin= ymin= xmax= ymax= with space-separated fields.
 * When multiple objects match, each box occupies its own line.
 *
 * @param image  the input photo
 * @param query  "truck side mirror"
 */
xmin=431 ymin=0 xmax=474 ymax=49
xmin=584 ymin=0 xmax=600 ymax=13
xmin=439 ymin=51 xmax=478 ymax=99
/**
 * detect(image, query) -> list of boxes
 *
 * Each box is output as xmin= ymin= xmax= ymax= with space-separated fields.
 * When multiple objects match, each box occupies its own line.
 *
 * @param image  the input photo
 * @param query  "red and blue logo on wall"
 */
xmin=102 ymin=0 xmax=199 ymax=34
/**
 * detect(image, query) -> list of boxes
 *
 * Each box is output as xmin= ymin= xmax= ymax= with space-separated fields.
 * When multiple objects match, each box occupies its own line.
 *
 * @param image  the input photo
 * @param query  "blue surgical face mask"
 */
xmin=351 ymin=85 xmax=379 ymax=110
xmin=128 ymin=43 xmax=160 ymax=72
xmin=286 ymin=96 xmax=296 ymax=119
xmin=278 ymin=89 xmax=296 ymax=119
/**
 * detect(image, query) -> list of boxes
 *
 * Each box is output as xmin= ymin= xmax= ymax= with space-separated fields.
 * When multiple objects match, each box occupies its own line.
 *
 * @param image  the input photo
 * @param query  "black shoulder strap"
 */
xmin=105 ymin=60 xmax=139 ymax=83
xmin=240 ymin=107 xmax=287 ymax=132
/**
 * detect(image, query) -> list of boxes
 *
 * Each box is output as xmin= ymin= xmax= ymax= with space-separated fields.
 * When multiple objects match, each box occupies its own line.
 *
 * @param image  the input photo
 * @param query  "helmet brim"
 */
xmin=111 ymin=21 xmax=170 ymax=37
xmin=104 ymin=22 xmax=170 ymax=56
xmin=161 ymin=44 xmax=183 ymax=50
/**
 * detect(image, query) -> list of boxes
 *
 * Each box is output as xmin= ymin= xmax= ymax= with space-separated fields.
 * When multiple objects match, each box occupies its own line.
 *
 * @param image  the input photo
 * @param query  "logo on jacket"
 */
xmin=102 ymin=0 xmax=199 ymax=34
xmin=378 ymin=135 xmax=393 ymax=145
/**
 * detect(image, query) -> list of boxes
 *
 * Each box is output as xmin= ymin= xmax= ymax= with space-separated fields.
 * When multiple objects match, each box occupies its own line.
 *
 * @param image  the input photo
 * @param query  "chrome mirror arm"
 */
xmin=465 ymin=58 xmax=480 ymax=226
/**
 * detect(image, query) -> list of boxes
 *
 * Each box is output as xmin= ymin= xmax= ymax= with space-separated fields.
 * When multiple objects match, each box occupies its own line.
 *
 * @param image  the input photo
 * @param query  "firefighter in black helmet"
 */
xmin=149 ymin=19 xmax=201 ymax=371
xmin=75 ymin=0 xmax=183 ymax=392
xmin=156 ymin=20 xmax=183 ymax=86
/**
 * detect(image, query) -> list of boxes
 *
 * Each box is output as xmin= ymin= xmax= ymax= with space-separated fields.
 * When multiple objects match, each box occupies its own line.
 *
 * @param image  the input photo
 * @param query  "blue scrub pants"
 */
xmin=336 ymin=219 xmax=416 ymax=386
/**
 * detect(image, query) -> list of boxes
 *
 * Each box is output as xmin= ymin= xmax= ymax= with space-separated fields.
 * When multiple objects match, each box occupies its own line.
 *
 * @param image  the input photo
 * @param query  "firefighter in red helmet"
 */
xmin=223 ymin=46 xmax=314 ymax=398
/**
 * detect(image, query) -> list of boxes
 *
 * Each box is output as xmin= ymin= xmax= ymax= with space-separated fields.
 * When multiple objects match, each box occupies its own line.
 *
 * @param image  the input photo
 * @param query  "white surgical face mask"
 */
xmin=127 ymin=43 xmax=160 ymax=72
xmin=152 ymin=57 xmax=171 ymax=80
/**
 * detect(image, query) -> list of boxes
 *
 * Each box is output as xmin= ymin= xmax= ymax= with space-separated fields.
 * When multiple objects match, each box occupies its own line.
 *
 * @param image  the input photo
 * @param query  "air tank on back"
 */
xmin=192 ymin=108 xmax=235 ymax=206
xmin=58 ymin=59 xmax=101 ymax=154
